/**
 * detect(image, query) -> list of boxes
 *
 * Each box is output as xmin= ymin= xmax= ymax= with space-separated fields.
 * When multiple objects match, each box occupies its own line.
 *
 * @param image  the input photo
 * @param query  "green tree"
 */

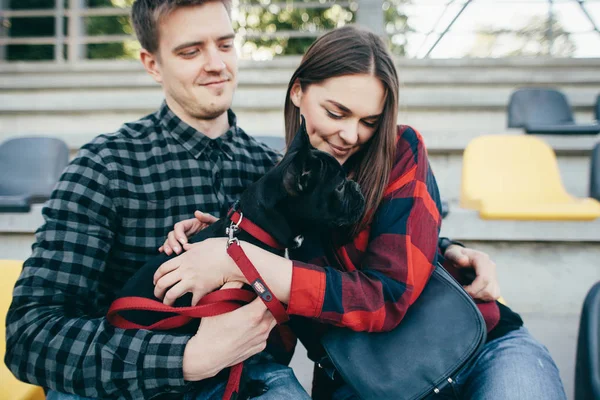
xmin=234 ymin=1 xmax=356 ymax=58
xmin=6 ymin=0 xmax=411 ymax=61
xmin=235 ymin=0 xmax=410 ymax=58
xmin=7 ymin=0 xmax=55 ymax=60
xmin=86 ymin=0 xmax=135 ymax=60
xmin=384 ymin=0 xmax=411 ymax=57
xmin=6 ymin=0 xmax=135 ymax=61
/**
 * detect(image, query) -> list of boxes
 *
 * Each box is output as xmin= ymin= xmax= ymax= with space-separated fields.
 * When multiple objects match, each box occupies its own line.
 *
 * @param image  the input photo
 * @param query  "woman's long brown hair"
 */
xmin=284 ymin=25 xmax=399 ymax=238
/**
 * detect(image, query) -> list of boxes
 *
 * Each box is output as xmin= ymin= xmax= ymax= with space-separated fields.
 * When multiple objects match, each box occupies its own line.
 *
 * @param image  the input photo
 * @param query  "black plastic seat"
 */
xmin=0 ymin=137 xmax=69 ymax=212
xmin=575 ymin=281 xmax=600 ymax=400
xmin=508 ymin=88 xmax=600 ymax=135
xmin=592 ymin=143 xmax=600 ymax=201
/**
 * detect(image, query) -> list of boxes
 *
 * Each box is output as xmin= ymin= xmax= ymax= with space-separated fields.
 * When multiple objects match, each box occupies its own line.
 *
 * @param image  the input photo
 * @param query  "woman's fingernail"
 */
xmin=174 ymin=246 xmax=180 ymax=253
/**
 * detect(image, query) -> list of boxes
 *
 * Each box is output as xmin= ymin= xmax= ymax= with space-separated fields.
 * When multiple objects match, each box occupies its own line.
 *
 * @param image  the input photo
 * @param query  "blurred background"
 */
xmin=1 ymin=1 xmax=599 ymax=399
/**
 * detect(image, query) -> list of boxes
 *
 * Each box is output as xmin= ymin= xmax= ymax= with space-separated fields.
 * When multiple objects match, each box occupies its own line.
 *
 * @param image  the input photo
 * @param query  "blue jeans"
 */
xmin=332 ymin=327 xmax=567 ymax=400
xmin=184 ymin=357 xmax=310 ymax=400
xmin=46 ymin=354 xmax=309 ymax=400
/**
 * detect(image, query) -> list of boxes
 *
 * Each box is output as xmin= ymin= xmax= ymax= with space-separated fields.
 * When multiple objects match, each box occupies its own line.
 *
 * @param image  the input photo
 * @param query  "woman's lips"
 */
xmin=327 ymin=142 xmax=352 ymax=157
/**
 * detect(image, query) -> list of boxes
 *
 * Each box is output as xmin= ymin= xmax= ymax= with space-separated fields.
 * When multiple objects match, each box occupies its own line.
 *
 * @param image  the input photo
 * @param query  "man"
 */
xmin=4 ymin=0 xmax=500 ymax=399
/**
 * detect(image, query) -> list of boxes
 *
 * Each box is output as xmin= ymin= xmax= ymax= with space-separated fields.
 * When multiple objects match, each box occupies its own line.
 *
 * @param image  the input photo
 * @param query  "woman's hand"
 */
xmin=444 ymin=245 xmax=501 ymax=302
xmin=153 ymin=238 xmax=293 ymax=306
xmin=153 ymin=238 xmax=239 ymax=306
xmin=159 ymin=210 xmax=218 ymax=255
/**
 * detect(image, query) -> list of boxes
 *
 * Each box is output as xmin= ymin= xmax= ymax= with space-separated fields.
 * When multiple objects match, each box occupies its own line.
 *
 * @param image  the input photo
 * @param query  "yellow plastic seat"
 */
xmin=1 ymin=260 xmax=46 ymax=400
xmin=460 ymin=135 xmax=600 ymax=220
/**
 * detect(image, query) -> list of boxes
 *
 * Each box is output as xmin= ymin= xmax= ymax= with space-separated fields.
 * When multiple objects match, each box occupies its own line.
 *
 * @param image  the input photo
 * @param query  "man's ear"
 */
xmin=140 ymin=49 xmax=163 ymax=84
xmin=290 ymin=80 xmax=303 ymax=108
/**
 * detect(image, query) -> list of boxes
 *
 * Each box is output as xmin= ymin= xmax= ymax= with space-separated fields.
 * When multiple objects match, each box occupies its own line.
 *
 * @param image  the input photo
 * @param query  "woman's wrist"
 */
xmin=238 ymin=240 xmax=293 ymax=303
xmin=210 ymin=237 xmax=248 ymax=283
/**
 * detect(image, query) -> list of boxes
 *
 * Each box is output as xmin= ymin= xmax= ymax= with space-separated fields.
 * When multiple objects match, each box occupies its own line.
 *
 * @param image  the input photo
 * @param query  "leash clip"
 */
xmin=226 ymin=212 xmax=243 ymax=247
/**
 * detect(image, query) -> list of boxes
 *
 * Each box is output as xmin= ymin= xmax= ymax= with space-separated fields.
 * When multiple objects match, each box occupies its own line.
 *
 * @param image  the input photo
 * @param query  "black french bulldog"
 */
xmin=113 ymin=117 xmax=365 ymax=330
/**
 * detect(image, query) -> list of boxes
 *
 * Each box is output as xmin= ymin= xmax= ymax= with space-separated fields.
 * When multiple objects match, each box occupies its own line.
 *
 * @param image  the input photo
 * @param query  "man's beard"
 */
xmin=182 ymin=96 xmax=231 ymax=120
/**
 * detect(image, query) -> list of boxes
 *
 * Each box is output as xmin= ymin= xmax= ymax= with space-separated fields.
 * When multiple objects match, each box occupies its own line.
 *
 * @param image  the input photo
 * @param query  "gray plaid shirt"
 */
xmin=5 ymin=102 xmax=280 ymax=399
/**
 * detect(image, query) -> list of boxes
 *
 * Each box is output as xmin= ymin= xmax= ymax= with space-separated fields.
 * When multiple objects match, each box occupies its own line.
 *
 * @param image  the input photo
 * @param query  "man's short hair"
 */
xmin=131 ymin=0 xmax=232 ymax=54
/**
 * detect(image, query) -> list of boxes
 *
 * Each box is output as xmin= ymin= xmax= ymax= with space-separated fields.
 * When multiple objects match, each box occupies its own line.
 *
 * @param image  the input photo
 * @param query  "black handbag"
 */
xmin=321 ymin=263 xmax=487 ymax=400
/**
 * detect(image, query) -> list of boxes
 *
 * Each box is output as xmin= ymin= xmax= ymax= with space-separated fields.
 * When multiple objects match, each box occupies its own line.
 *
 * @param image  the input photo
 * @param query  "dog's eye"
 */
xmin=336 ymin=181 xmax=345 ymax=192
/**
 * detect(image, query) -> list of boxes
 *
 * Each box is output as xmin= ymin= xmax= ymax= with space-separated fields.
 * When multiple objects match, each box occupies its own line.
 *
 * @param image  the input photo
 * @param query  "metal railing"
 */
xmin=0 ymin=0 xmax=375 ymax=63
xmin=1 ymin=0 xmax=599 ymax=62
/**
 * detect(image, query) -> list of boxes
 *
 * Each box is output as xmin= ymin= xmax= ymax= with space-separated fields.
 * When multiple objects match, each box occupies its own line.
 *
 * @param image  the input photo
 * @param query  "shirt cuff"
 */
xmin=286 ymin=261 xmax=326 ymax=318
xmin=438 ymin=237 xmax=465 ymax=255
xmin=141 ymin=332 xmax=197 ymax=397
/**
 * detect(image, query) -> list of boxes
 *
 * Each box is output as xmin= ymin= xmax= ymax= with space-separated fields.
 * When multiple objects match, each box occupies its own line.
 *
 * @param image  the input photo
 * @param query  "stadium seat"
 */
xmin=592 ymin=143 xmax=600 ymax=201
xmin=0 ymin=137 xmax=69 ymax=213
xmin=595 ymin=94 xmax=600 ymax=122
xmin=507 ymin=88 xmax=600 ymax=135
xmin=460 ymin=135 xmax=600 ymax=220
xmin=0 ymin=260 xmax=46 ymax=400
xmin=575 ymin=281 xmax=600 ymax=400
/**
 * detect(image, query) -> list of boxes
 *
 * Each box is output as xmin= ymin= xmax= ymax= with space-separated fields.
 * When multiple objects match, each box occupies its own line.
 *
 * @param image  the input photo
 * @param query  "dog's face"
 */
xmin=278 ymin=117 xmax=366 ymax=228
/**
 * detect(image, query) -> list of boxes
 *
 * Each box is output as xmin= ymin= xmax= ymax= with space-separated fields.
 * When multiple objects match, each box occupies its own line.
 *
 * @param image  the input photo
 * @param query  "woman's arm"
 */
xmin=285 ymin=126 xmax=442 ymax=331
xmin=155 ymin=126 xmax=441 ymax=332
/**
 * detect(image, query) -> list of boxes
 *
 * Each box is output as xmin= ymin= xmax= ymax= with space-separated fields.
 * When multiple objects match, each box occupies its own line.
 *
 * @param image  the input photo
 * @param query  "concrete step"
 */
xmin=441 ymin=208 xmax=600 ymax=242
xmin=2 ymin=58 xmax=600 ymax=88
xmin=2 ymin=86 xmax=599 ymax=113
xmin=1 ymin=109 xmax=597 ymax=153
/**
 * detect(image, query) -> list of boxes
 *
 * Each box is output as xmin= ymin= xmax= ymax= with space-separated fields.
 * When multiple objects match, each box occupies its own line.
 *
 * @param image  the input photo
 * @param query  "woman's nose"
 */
xmin=338 ymin=121 xmax=359 ymax=145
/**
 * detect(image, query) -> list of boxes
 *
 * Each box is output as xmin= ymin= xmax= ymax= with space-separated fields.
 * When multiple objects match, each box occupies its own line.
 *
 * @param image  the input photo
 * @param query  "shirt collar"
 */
xmin=158 ymin=101 xmax=237 ymax=160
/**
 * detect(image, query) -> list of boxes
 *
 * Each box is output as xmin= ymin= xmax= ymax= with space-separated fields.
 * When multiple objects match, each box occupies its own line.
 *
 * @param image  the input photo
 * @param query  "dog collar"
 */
xmin=227 ymin=209 xmax=286 ymax=250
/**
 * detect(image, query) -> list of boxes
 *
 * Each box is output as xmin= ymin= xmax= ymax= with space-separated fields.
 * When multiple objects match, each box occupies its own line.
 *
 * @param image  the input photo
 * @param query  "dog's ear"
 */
xmin=286 ymin=115 xmax=311 ymax=154
xmin=282 ymin=121 xmax=314 ymax=196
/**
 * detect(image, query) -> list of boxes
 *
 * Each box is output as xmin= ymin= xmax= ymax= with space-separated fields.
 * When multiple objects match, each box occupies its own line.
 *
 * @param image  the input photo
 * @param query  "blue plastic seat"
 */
xmin=508 ymin=88 xmax=600 ymax=135
xmin=575 ymin=281 xmax=600 ymax=400
xmin=592 ymin=143 xmax=600 ymax=201
xmin=595 ymin=94 xmax=600 ymax=122
xmin=0 ymin=137 xmax=69 ymax=212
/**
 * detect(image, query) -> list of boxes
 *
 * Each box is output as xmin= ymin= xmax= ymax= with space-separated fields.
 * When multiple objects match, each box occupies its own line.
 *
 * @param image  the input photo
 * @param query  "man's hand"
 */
xmin=444 ymin=245 xmax=501 ymax=302
xmin=182 ymin=282 xmax=276 ymax=381
xmin=159 ymin=211 xmax=218 ymax=255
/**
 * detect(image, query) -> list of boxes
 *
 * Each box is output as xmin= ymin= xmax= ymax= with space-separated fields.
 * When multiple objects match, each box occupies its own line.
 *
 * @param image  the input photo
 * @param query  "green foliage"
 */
xmin=234 ymin=1 xmax=356 ymax=58
xmin=5 ymin=0 xmax=409 ymax=61
xmin=235 ymin=0 xmax=409 ymax=58
xmin=6 ymin=0 xmax=135 ymax=61
xmin=6 ymin=0 xmax=55 ymax=60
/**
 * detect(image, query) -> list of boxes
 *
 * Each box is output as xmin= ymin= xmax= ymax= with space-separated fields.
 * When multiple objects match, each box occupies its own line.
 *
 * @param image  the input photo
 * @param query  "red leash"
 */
xmin=107 ymin=208 xmax=289 ymax=400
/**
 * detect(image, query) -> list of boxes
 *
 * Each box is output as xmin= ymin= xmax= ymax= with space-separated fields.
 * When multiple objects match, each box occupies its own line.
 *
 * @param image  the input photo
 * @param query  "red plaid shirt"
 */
xmin=280 ymin=126 xmax=442 ymax=358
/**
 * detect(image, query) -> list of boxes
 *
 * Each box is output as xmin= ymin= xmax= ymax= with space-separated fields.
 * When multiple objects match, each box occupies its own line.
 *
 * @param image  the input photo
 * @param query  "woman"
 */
xmin=156 ymin=26 xmax=566 ymax=400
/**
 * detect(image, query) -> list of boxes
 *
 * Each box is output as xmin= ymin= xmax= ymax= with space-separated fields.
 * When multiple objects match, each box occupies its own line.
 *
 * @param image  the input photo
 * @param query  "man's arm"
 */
xmin=438 ymin=237 xmax=501 ymax=302
xmin=4 ymin=150 xmax=193 ymax=399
